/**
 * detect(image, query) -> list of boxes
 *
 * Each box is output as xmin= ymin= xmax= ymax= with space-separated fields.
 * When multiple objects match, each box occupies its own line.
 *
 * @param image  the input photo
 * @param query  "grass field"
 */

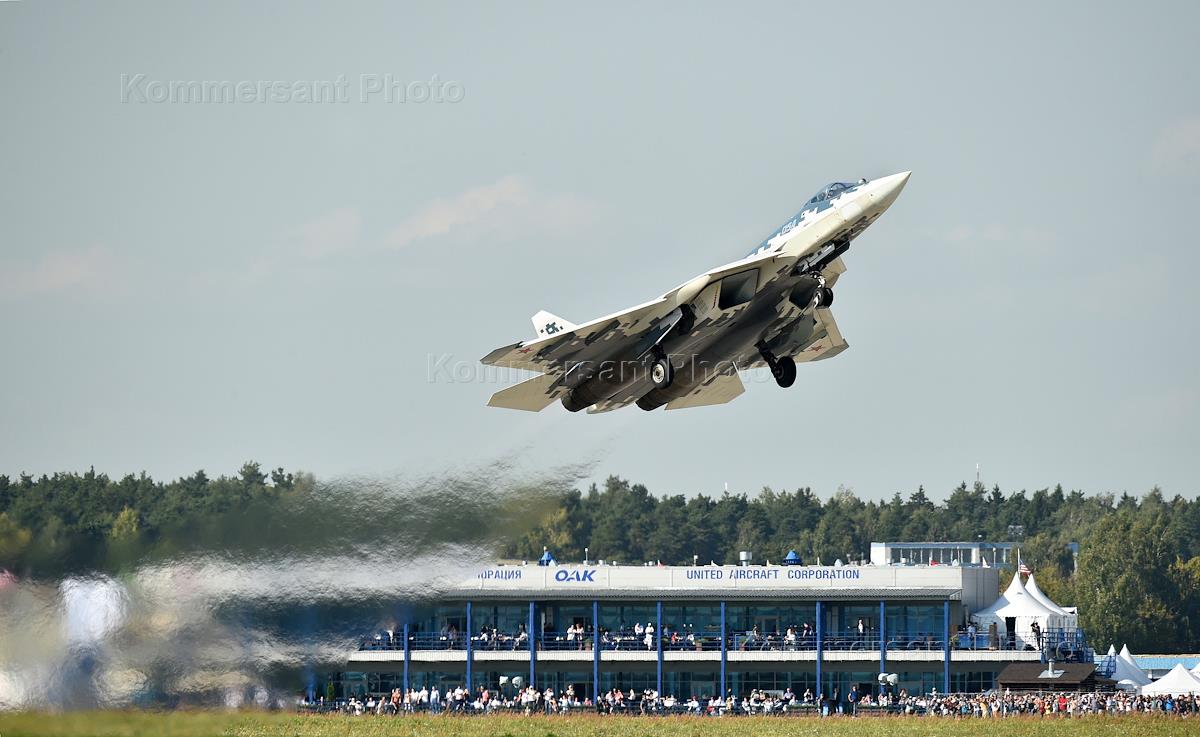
xmin=0 ymin=712 xmax=1194 ymax=737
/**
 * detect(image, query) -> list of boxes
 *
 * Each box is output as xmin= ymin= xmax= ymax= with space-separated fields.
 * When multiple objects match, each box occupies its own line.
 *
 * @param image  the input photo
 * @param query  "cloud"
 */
xmin=0 ymin=246 xmax=117 ymax=299
xmin=384 ymin=175 xmax=597 ymax=249
xmin=1151 ymin=117 xmax=1200 ymax=173
xmin=290 ymin=207 xmax=361 ymax=260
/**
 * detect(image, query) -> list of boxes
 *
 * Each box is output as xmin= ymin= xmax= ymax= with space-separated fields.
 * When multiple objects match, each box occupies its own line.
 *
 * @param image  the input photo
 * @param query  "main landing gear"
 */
xmin=758 ymin=344 xmax=797 ymax=388
xmin=649 ymin=352 xmax=674 ymax=389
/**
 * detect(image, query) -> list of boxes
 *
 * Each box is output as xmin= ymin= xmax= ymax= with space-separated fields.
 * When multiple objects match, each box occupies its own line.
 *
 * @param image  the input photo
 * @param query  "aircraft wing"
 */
xmin=481 ymin=249 xmax=795 ymax=375
xmin=665 ymin=371 xmax=745 ymax=410
xmin=794 ymin=306 xmax=849 ymax=363
xmin=480 ymin=296 xmax=672 ymax=374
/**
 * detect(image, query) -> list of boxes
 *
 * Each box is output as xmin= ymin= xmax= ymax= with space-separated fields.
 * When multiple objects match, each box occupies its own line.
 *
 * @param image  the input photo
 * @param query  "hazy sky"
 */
xmin=2 ymin=1 xmax=1197 ymax=502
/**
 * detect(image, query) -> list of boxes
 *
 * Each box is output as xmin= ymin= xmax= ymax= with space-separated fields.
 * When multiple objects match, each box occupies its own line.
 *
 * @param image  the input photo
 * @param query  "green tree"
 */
xmin=0 ymin=512 xmax=33 ymax=564
xmin=1074 ymin=513 xmax=1181 ymax=651
xmin=109 ymin=506 xmax=140 ymax=541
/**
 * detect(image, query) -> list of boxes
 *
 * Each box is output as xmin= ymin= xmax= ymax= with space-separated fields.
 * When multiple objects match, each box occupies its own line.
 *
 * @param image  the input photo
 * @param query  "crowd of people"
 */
xmin=302 ymin=684 xmax=1200 ymax=718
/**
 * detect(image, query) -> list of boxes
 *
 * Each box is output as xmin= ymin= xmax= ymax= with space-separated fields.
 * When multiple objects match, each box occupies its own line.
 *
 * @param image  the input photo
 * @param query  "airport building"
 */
xmin=870 ymin=540 xmax=1080 ymax=571
xmin=338 ymin=552 xmax=1096 ymax=700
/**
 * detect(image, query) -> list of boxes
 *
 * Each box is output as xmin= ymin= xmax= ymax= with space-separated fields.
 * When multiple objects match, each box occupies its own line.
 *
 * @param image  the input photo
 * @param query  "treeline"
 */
xmin=0 ymin=463 xmax=314 ymax=574
xmin=1 ymin=467 xmax=1198 ymax=651
xmin=500 ymin=476 xmax=1200 ymax=653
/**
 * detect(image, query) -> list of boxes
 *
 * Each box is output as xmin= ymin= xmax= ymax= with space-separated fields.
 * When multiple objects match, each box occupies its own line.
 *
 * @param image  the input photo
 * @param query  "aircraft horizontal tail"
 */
xmin=487 ymin=373 xmax=562 ymax=412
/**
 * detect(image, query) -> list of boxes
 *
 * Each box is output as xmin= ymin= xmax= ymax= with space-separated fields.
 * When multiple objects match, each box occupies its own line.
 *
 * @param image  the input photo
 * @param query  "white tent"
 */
xmin=1112 ymin=644 xmax=1151 ymax=688
xmin=1139 ymin=664 xmax=1200 ymax=696
xmin=1023 ymin=574 xmax=1078 ymax=629
xmin=971 ymin=571 xmax=1066 ymax=651
xmin=1190 ymin=661 xmax=1200 ymax=678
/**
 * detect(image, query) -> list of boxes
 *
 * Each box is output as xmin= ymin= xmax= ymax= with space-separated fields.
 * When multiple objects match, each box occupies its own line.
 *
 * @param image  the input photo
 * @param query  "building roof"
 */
xmin=1131 ymin=656 xmax=1200 ymax=672
xmin=997 ymin=662 xmax=1111 ymax=691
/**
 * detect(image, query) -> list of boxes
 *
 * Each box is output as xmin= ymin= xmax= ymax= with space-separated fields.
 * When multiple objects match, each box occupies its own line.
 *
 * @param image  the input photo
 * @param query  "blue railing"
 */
xmin=359 ymin=634 xmax=404 ymax=651
xmin=361 ymin=629 xmax=957 ymax=653
xmin=538 ymin=631 xmax=593 ymax=651
xmin=951 ymin=627 xmax=1093 ymax=662
xmin=1042 ymin=628 xmax=1091 ymax=662
xmin=664 ymin=633 xmax=723 ymax=651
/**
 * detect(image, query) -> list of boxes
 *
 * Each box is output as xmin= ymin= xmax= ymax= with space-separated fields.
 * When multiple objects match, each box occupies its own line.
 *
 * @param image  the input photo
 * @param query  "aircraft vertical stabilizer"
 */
xmin=531 ymin=310 xmax=576 ymax=339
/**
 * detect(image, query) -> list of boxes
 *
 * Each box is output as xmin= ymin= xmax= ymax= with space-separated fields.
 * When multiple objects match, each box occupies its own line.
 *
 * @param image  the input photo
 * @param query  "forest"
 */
xmin=1 ymin=465 xmax=1197 ymax=652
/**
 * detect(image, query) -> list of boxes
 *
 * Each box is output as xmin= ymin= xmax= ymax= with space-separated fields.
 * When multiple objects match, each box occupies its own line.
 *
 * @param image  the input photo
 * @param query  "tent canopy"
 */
xmin=1112 ymin=643 xmax=1152 ymax=687
xmin=1139 ymin=664 xmax=1200 ymax=696
xmin=973 ymin=572 xmax=1064 ymax=623
xmin=1024 ymin=574 xmax=1070 ymax=616
xmin=970 ymin=572 xmax=1068 ymax=650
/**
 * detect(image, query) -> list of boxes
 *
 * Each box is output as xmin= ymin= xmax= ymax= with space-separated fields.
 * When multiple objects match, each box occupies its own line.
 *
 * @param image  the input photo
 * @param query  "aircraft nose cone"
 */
xmin=871 ymin=170 xmax=911 ymax=211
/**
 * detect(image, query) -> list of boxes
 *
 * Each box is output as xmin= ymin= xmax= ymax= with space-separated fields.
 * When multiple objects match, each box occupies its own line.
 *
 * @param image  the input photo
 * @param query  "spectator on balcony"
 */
xmin=513 ymin=624 xmax=528 ymax=650
xmin=857 ymin=618 xmax=867 ymax=644
xmin=967 ymin=622 xmax=977 ymax=650
xmin=644 ymin=621 xmax=656 ymax=650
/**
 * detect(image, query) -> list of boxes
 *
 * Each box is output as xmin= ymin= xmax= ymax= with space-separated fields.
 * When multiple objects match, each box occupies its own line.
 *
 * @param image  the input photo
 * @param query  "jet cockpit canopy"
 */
xmin=806 ymin=179 xmax=867 ymax=205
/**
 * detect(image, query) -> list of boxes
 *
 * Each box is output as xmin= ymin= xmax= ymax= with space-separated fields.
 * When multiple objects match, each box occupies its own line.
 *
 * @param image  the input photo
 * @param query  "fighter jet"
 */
xmin=481 ymin=171 xmax=911 ymax=413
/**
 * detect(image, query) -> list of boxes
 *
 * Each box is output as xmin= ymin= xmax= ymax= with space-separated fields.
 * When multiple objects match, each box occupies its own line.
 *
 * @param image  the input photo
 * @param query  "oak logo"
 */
xmin=554 ymin=569 xmax=596 ymax=583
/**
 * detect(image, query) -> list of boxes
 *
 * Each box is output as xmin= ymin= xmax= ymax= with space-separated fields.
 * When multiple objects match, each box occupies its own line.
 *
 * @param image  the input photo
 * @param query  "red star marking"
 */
xmin=808 ymin=344 xmax=823 ymax=352
xmin=517 ymin=347 xmax=533 ymax=354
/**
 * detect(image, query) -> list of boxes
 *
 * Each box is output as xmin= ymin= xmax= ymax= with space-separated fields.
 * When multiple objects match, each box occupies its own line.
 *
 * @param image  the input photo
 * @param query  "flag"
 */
xmin=1019 ymin=562 xmax=1031 ymax=575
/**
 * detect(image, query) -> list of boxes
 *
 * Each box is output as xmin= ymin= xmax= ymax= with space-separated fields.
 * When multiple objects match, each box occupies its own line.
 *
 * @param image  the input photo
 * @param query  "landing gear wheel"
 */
xmin=650 ymin=357 xmax=673 ymax=388
xmin=817 ymin=287 xmax=834 ymax=307
xmin=771 ymin=356 xmax=797 ymax=388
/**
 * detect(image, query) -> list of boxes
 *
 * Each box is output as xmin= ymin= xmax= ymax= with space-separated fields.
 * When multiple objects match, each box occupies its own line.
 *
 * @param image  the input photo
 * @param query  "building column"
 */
xmin=942 ymin=599 xmax=951 ymax=694
xmin=402 ymin=622 xmax=410 ymax=693
xmin=719 ymin=601 xmax=727 ymax=697
xmin=528 ymin=600 xmax=537 ymax=687
xmin=655 ymin=600 xmax=664 ymax=696
xmin=815 ymin=600 xmax=824 ymax=696
xmin=592 ymin=600 xmax=600 ymax=703
xmin=878 ymin=599 xmax=886 ymax=675
xmin=465 ymin=601 xmax=474 ymax=690
xmin=816 ymin=600 xmax=825 ymax=700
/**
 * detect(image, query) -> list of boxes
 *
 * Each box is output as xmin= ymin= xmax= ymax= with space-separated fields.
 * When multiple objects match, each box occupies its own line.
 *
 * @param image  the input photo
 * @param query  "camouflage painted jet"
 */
xmin=481 ymin=171 xmax=911 ymax=413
